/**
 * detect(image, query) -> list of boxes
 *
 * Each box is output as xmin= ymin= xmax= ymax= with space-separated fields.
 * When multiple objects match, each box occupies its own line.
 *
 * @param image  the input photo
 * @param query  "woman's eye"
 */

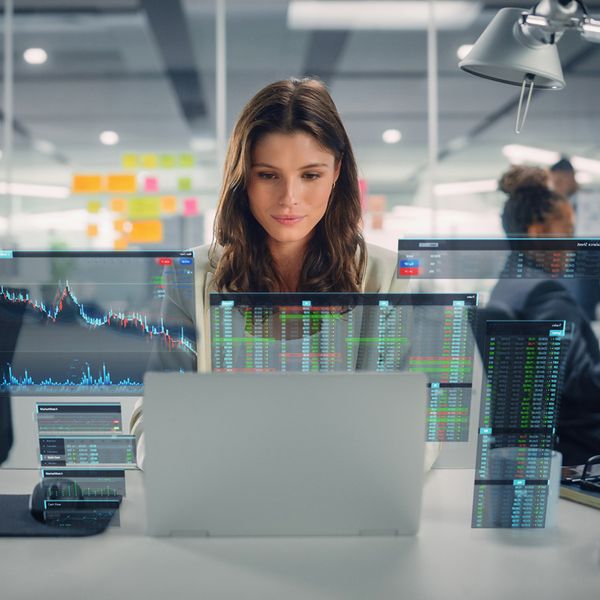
xmin=257 ymin=172 xmax=277 ymax=180
xmin=303 ymin=173 xmax=321 ymax=180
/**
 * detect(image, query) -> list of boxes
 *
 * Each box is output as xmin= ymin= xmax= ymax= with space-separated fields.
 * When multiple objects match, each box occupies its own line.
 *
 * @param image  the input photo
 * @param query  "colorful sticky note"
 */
xmin=128 ymin=197 xmax=161 ymax=219
xmin=114 ymin=237 xmax=129 ymax=251
xmin=144 ymin=177 xmax=159 ymax=193
xmin=178 ymin=153 xmax=195 ymax=168
xmin=159 ymin=154 xmax=176 ymax=169
xmin=140 ymin=154 xmax=159 ymax=169
xmin=121 ymin=154 xmax=138 ymax=169
xmin=178 ymin=177 xmax=192 ymax=192
xmin=113 ymin=219 xmax=132 ymax=233
xmin=183 ymin=197 xmax=199 ymax=216
xmin=87 ymin=200 xmax=102 ymax=214
xmin=129 ymin=220 xmax=164 ymax=243
xmin=110 ymin=198 xmax=128 ymax=213
xmin=160 ymin=196 xmax=177 ymax=214
xmin=106 ymin=174 xmax=137 ymax=194
xmin=72 ymin=174 xmax=103 ymax=194
xmin=86 ymin=224 xmax=99 ymax=238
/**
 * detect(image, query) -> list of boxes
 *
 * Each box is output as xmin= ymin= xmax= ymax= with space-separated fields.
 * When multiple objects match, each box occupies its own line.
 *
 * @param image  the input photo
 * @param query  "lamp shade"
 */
xmin=459 ymin=7 xmax=565 ymax=90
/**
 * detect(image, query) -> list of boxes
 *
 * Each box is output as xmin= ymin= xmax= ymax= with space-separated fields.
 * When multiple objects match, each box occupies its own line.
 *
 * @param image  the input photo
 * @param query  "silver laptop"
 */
xmin=143 ymin=372 xmax=427 ymax=537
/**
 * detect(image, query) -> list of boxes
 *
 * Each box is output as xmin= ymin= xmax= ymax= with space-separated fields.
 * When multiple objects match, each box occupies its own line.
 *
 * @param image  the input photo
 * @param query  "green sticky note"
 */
xmin=178 ymin=153 xmax=195 ymax=168
xmin=178 ymin=177 xmax=192 ymax=192
xmin=128 ymin=197 xmax=161 ymax=219
xmin=159 ymin=154 xmax=177 ymax=169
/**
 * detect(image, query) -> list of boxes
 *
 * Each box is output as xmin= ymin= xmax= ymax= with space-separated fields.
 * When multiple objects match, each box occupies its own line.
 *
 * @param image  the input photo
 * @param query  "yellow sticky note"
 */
xmin=110 ymin=198 xmax=128 ymax=213
xmin=140 ymin=154 xmax=159 ymax=169
xmin=86 ymin=224 xmax=99 ymax=238
xmin=87 ymin=200 xmax=102 ymax=214
xmin=106 ymin=174 xmax=137 ymax=194
xmin=114 ymin=237 xmax=129 ymax=250
xmin=160 ymin=196 xmax=177 ymax=214
xmin=159 ymin=154 xmax=177 ymax=169
xmin=121 ymin=154 xmax=138 ymax=169
xmin=128 ymin=197 xmax=161 ymax=219
xmin=129 ymin=220 xmax=164 ymax=243
xmin=72 ymin=174 xmax=103 ymax=194
xmin=179 ymin=153 xmax=195 ymax=168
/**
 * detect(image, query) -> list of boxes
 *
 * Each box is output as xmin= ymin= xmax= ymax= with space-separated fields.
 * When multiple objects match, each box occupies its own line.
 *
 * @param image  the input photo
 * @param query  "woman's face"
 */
xmin=247 ymin=131 xmax=340 ymax=254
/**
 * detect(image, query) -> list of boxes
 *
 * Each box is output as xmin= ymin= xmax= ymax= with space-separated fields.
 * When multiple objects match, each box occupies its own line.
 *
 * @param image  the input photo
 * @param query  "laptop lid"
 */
xmin=143 ymin=371 xmax=427 ymax=537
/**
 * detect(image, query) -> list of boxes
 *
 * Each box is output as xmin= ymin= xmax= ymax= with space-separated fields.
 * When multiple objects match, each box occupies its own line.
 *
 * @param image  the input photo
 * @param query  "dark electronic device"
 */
xmin=28 ymin=478 xmax=84 ymax=523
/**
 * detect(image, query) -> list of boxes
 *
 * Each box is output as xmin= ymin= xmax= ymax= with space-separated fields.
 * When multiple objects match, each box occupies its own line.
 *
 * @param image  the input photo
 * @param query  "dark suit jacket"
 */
xmin=491 ymin=275 xmax=600 ymax=465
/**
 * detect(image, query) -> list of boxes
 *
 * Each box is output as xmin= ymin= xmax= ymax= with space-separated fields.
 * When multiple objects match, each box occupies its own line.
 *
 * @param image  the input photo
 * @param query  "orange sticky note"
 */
xmin=72 ymin=174 xmax=102 ymax=194
xmin=114 ymin=237 xmax=129 ymax=250
xmin=86 ymin=224 xmax=99 ymax=237
xmin=110 ymin=198 xmax=128 ymax=212
xmin=106 ymin=174 xmax=137 ymax=194
xmin=160 ymin=196 xmax=177 ymax=214
xmin=129 ymin=220 xmax=164 ymax=243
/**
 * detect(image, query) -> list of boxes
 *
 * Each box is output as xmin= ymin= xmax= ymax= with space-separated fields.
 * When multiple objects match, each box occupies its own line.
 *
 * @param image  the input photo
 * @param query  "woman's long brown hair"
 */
xmin=210 ymin=78 xmax=366 ymax=292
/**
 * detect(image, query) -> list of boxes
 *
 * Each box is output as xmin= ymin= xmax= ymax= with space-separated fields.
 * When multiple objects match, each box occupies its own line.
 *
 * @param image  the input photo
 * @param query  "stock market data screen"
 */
xmin=210 ymin=292 xmax=478 ymax=442
xmin=397 ymin=238 xmax=600 ymax=279
xmin=0 ymin=251 xmax=196 ymax=395
xmin=472 ymin=320 xmax=568 ymax=528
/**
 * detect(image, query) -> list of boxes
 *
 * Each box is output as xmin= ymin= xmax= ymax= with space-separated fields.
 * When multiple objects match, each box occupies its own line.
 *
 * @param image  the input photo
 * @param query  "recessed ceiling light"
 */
xmin=287 ymin=1 xmax=481 ymax=30
xmin=502 ymin=144 xmax=560 ymax=165
xmin=456 ymin=44 xmax=473 ymax=61
xmin=100 ymin=130 xmax=120 ymax=146
xmin=23 ymin=48 xmax=47 ymax=65
xmin=382 ymin=129 xmax=402 ymax=144
xmin=434 ymin=179 xmax=498 ymax=196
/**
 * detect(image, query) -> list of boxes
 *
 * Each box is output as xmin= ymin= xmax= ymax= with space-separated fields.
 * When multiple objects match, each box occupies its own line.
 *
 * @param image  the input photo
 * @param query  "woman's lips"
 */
xmin=271 ymin=215 xmax=305 ymax=225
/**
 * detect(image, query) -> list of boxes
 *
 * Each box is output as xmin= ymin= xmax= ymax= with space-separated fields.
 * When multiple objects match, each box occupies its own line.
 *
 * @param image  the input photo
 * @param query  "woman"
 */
xmin=491 ymin=168 xmax=599 ymax=465
xmin=132 ymin=77 xmax=438 ymax=469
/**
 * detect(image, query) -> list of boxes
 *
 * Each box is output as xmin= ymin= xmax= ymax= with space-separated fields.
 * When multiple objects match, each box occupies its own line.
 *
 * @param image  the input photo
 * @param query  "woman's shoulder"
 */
xmin=190 ymin=243 xmax=222 ymax=276
xmin=365 ymin=242 xmax=397 ymax=266
xmin=363 ymin=242 xmax=401 ymax=293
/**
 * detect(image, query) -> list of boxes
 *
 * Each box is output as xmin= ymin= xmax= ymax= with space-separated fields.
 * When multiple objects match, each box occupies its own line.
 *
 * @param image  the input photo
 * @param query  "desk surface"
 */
xmin=0 ymin=468 xmax=598 ymax=600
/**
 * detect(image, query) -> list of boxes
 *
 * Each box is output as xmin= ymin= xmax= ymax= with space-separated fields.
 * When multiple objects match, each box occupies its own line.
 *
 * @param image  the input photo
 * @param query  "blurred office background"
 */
xmin=0 ymin=0 xmax=600 ymax=251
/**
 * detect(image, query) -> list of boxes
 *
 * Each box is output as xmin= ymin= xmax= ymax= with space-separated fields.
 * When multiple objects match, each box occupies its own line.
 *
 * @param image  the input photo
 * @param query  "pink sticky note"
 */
xmin=183 ymin=197 xmax=199 ymax=216
xmin=144 ymin=176 xmax=159 ymax=193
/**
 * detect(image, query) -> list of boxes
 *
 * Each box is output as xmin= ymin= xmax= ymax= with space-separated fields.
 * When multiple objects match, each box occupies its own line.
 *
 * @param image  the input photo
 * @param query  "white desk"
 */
xmin=0 ymin=468 xmax=598 ymax=600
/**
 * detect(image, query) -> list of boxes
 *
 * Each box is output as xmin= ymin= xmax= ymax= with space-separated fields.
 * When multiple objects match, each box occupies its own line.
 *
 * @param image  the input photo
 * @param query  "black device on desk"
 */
xmin=560 ymin=455 xmax=600 ymax=509
xmin=29 ymin=478 xmax=85 ymax=523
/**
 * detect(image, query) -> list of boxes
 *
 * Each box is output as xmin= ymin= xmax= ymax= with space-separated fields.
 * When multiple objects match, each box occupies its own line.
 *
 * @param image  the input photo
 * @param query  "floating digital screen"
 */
xmin=397 ymin=238 xmax=600 ymax=279
xmin=41 ymin=468 xmax=126 ymax=497
xmin=43 ymin=498 xmax=121 ymax=527
xmin=210 ymin=292 xmax=478 ymax=442
xmin=472 ymin=320 xmax=568 ymax=528
xmin=36 ymin=403 xmax=122 ymax=433
xmin=39 ymin=435 xmax=136 ymax=467
xmin=0 ymin=251 xmax=196 ymax=395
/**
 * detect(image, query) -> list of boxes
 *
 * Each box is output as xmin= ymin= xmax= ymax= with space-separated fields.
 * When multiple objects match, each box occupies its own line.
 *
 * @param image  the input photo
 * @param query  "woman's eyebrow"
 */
xmin=251 ymin=162 xmax=330 ymax=169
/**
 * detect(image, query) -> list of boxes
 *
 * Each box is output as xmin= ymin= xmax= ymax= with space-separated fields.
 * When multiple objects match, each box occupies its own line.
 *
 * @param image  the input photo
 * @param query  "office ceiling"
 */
xmin=2 ymin=0 xmax=600 ymax=212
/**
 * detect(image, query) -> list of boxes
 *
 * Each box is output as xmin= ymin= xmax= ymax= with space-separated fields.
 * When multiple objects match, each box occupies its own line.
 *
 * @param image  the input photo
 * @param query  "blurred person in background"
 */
xmin=549 ymin=157 xmax=600 ymax=321
xmin=491 ymin=166 xmax=600 ymax=465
